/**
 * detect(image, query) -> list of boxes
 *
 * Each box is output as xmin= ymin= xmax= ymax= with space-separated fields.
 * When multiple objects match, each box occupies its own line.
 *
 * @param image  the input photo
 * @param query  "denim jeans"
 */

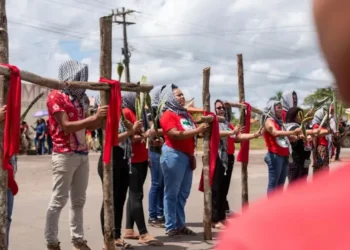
xmin=148 ymin=150 xmax=164 ymax=219
xmin=264 ymin=152 xmax=288 ymax=193
xmin=6 ymin=189 xmax=14 ymax=250
xmin=160 ymin=145 xmax=193 ymax=232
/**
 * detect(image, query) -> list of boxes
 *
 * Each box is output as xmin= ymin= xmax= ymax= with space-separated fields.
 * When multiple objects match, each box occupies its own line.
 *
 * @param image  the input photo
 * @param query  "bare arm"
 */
xmin=220 ymin=131 xmax=235 ymax=138
xmin=237 ymin=133 xmax=259 ymax=141
xmin=167 ymin=127 xmax=202 ymax=140
xmin=306 ymin=129 xmax=329 ymax=136
xmin=265 ymin=119 xmax=297 ymax=137
xmin=54 ymin=111 xmax=100 ymax=134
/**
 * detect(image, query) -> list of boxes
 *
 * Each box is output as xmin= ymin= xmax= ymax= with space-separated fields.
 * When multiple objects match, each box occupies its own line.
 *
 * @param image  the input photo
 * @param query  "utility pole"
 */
xmin=112 ymin=7 xmax=135 ymax=83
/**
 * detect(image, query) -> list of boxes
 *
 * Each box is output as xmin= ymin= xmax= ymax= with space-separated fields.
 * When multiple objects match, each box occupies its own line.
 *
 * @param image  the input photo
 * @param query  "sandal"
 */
xmin=178 ymin=226 xmax=196 ymax=236
xmin=138 ymin=233 xmax=163 ymax=246
xmin=123 ymin=229 xmax=139 ymax=240
xmin=115 ymin=239 xmax=132 ymax=249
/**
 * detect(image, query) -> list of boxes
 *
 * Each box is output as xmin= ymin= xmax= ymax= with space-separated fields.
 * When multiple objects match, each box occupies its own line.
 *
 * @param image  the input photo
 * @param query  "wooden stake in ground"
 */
xmin=99 ymin=15 xmax=115 ymax=250
xmin=237 ymin=54 xmax=249 ymax=206
xmin=0 ymin=0 xmax=9 ymax=249
xmin=202 ymin=67 xmax=212 ymax=240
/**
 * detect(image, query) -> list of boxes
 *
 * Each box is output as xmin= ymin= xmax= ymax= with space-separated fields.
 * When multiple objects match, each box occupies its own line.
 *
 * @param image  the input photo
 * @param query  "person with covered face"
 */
xmin=285 ymin=107 xmax=329 ymax=183
xmin=212 ymin=99 xmax=262 ymax=229
xmin=147 ymin=85 xmax=167 ymax=228
xmin=159 ymin=84 xmax=209 ymax=236
xmin=122 ymin=92 xmax=163 ymax=246
xmin=263 ymin=101 xmax=300 ymax=193
xmin=311 ymin=107 xmax=332 ymax=173
xmin=281 ymin=90 xmax=298 ymax=122
xmin=45 ymin=60 xmax=108 ymax=250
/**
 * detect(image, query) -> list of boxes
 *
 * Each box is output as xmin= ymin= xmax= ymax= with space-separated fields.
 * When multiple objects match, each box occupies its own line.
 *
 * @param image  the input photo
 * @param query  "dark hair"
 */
xmin=214 ymin=99 xmax=224 ymax=107
xmin=286 ymin=107 xmax=303 ymax=123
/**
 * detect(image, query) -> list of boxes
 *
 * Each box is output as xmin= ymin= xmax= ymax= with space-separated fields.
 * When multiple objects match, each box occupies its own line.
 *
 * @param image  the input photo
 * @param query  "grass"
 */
xmin=196 ymin=137 xmax=265 ymax=152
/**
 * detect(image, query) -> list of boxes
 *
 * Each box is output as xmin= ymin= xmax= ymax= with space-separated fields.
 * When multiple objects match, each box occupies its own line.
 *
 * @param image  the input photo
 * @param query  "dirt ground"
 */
xmin=9 ymin=149 xmax=350 ymax=250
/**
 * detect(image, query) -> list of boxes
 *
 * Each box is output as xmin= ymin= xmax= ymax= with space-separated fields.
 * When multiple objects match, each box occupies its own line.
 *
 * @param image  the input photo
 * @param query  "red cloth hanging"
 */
xmin=199 ymin=111 xmax=220 ymax=192
xmin=99 ymin=78 xmax=121 ymax=164
xmin=237 ymin=102 xmax=251 ymax=163
xmin=1 ymin=64 xmax=21 ymax=195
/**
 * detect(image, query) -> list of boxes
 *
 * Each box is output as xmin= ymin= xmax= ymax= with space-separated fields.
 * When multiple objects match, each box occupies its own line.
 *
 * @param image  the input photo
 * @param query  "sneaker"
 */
xmin=157 ymin=216 xmax=165 ymax=228
xmin=148 ymin=218 xmax=163 ymax=228
xmin=46 ymin=242 xmax=61 ymax=250
xmin=73 ymin=240 xmax=91 ymax=250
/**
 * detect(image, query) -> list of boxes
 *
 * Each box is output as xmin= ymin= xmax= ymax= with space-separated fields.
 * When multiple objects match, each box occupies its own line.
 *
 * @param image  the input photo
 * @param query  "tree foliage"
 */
xmin=269 ymin=90 xmax=283 ymax=101
xmin=303 ymin=86 xmax=333 ymax=107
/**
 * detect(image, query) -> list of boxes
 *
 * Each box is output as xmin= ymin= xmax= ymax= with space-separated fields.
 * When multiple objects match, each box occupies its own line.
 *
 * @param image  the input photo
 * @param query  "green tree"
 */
xmin=269 ymin=90 xmax=283 ymax=101
xmin=303 ymin=86 xmax=333 ymax=106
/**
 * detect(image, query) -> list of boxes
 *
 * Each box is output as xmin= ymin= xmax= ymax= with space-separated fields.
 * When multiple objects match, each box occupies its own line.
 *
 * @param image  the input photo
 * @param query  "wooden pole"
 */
xmin=202 ymin=67 xmax=212 ymax=240
xmin=225 ymin=102 xmax=263 ymax=115
xmin=99 ymin=15 xmax=115 ymax=250
xmin=0 ymin=66 xmax=153 ymax=92
xmin=237 ymin=54 xmax=249 ymax=207
xmin=0 ymin=0 xmax=8 ymax=248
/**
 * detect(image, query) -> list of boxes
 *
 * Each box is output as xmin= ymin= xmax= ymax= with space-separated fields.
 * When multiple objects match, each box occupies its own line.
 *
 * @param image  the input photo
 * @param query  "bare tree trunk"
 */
xmin=237 ymin=54 xmax=249 ymax=207
xmin=0 ymin=0 xmax=8 ymax=249
xmin=202 ymin=67 xmax=212 ymax=240
xmin=20 ymin=92 xmax=44 ymax=121
xmin=99 ymin=15 xmax=115 ymax=250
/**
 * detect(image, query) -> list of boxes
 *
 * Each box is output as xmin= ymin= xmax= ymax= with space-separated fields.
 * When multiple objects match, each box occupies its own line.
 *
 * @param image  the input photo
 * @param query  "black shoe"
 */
xmin=148 ymin=218 xmax=163 ymax=228
xmin=157 ymin=216 xmax=165 ymax=228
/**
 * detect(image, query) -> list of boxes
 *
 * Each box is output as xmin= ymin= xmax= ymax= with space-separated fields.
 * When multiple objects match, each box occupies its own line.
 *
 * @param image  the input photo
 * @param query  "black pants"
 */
xmin=335 ymin=141 xmax=341 ymax=160
xmin=224 ymin=154 xmax=235 ymax=212
xmin=98 ymin=146 xmax=129 ymax=239
xmin=125 ymin=161 xmax=148 ymax=235
xmin=212 ymin=157 xmax=228 ymax=223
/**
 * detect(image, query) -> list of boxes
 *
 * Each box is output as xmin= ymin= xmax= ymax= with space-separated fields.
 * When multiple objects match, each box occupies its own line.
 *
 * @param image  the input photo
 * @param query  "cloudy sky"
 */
xmin=7 ymin=0 xmax=334 ymax=112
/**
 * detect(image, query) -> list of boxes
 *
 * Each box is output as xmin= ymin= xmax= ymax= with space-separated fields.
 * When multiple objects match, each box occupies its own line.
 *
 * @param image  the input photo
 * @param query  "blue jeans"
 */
xmin=148 ymin=151 xmax=164 ymax=219
xmin=160 ymin=145 xmax=193 ymax=232
xmin=7 ymin=189 xmax=14 ymax=250
xmin=264 ymin=152 xmax=288 ymax=193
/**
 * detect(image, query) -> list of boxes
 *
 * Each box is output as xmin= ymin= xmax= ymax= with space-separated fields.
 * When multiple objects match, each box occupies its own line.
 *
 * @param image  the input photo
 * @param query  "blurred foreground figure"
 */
xmin=215 ymin=0 xmax=350 ymax=249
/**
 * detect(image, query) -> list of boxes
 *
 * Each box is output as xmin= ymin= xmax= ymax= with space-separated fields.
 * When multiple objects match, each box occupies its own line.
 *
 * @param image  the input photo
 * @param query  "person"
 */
xmin=284 ymin=107 xmax=328 ymax=183
xmin=263 ymin=101 xmax=300 ymax=193
xmin=94 ymin=95 xmax=143 ymax=249
xmin=121 ymin=92 xmax=163 ymax=246
xmin=46 ymin=119 xmax=53 ymax=154
xmin=311 ymin=108 xmax=332 ymax=173
xmin=280 ymin=90 xmax=298 ymax=122
xmin=33 ymin=118 xmax=46 ymax=155
xmin=159 ymin=84 xmax=209 ymax=236
xmin=20 ymin=121 xmax=30 ymax=154
xmin=45 ymin=60 xmax=108 ymax=250
xmin=211 ymin=100 xmax=262 ymax=229
xmin=147 ymin=85 xmax=166 ymax=228
xmin=215 ymin=1 xmax=350 ymax=249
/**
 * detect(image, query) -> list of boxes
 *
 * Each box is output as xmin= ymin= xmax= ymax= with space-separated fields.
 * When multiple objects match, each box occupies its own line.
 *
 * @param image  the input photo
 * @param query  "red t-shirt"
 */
xmin=263 ymin=119 xmax=289 ymax=157
xmin=123 ymin=107 xmax=148 ymax=163
xmin=215 ymin=163 xmax=350 ymax=250
xmin=281 ymin=110 xmax=287 ymax=122
xmin=47 ymin=90 xmax=88 ymax=153
xmin=313 ymin=124 xmax=329 ymax=146
xmin=160 ymin=110 xmax=197 ymax=155
xmin=227 ymin=123 xmax=236 ymax=155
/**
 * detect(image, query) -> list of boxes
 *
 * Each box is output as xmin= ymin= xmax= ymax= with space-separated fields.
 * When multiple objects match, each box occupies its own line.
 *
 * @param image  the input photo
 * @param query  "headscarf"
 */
xmin=264 ymin=100 xmax=283 ymax=127
xmin=159 ymin=84 xmax=188 ymax=117
xmin=281 ymin=90 xmax=298 ymax=112
xmin=122 ymin=91 xmax=149 ymax=130
xmin=58 ymin=60 xmax=90 ymax=112
xmin=150 ymin=85 xmax=166 ymax=108
xmin=311 ymin=108 xmax=328 ymax=128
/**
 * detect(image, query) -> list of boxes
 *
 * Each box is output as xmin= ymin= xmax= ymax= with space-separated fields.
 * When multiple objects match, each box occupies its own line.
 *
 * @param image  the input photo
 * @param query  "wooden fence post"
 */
xmin=237 ymin=54 xmax=249 ymax=207
xmin=0 ymin=0 xmax=9 ymax=249
xmin=202 ymin=67 xmax=212 ymax=240
xmin=99 ymin=15 xmax=115 ymax=250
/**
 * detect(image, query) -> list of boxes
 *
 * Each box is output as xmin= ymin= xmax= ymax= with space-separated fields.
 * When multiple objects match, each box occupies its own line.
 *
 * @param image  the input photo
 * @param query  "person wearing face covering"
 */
xmin=281 ymin=90 xmax=298 ymax=122
xmin=215 ymin=1 xmax=350 ymax=249
xmin=263 ymin=101 xmax=300 ymax=193
xmin=121 ymin=92 xmax=163 ymax=247
xmin=211 ymin=100 xmax=261 ymax=229
xmin=159 ymin=84 xmax=209 ymax=237
xmin=45 ymin=60 xmax=108 ymax=250
xmin=147 ymin=85 xmax=167 ymax=228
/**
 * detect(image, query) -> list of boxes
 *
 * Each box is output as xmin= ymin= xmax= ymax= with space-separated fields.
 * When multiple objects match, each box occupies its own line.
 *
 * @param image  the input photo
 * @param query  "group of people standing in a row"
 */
xmin=4 ymin=59 xmax=345 ymax=250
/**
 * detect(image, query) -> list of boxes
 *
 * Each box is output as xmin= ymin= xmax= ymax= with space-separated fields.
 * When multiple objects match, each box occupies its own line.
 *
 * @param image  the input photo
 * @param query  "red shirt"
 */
xmin=313 ymin=124 xmax=328 ymax=146
xmin=160 ymin=110 xmax=197 ymax=155
xmin=227 ymin=123 xmax=236 ymax=155
xmin=263 ymin=119 xmax=289 ymax=156
xmin=215 ymin=163 xmax=350 ymax=250
xmin=123 ymin=107 xmax=148 ymax=163
xmin=281 ymin=110 xmax=287 ymax=122
xmin=47 ymin=90 xmax=88 ymax=153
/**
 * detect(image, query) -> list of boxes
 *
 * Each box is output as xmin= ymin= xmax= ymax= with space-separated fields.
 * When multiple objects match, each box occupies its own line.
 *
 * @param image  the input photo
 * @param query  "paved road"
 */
xmin=9 ymin=149 xmax=350 ymax=250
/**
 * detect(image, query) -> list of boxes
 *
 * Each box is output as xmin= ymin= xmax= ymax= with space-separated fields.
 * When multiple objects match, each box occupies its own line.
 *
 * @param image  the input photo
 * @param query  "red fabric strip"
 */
xmin=1 ymin=64 xmax=21 ymax=195
xmin=99 ymin=78 xmax=121 ymax=164
xmin=237 ymin=102 xmax=251 ymax=163
xmin=199 ymin=111 xmax=220 ymax=192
